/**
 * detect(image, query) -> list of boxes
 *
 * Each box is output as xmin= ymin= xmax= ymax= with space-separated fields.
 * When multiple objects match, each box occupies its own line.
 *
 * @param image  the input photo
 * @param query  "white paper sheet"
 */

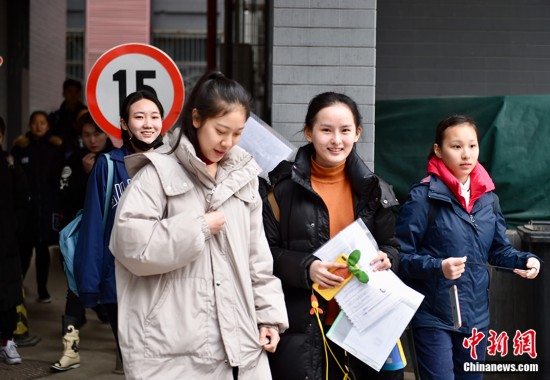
xmin=327 ymin=285 xmax=422 ymax=372
xmin=313 ymin=218 xmax=379 ymax=265
xmin=334 ymin=273 xmax=403 ymax=332
xmin=237 ymin=113 xmax=296 ymax=178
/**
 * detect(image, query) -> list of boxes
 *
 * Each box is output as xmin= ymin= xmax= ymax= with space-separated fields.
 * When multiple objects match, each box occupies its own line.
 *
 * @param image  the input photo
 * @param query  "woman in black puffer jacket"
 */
xmin=262 ymin=92 xmax=402 ymax=380
xmin=11 ymin=110 xmax=65 ymax=303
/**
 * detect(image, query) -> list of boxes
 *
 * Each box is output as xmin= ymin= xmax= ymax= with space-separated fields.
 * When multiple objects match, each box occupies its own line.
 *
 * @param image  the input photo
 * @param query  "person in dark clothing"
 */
xmin=262 ymin=92 xmax=403 ymax=380
xmin=58 ymin=111 xmax=114 ymax=227
xmin=49 ymin=78 xmax=87 ymax=158
xmin=11 ymin=110 xmax=65 ymax=303
xmin=0 ymin=116 xmax=29 ymax=364
xmin=52 ymin=111 xmax=114 ymax=372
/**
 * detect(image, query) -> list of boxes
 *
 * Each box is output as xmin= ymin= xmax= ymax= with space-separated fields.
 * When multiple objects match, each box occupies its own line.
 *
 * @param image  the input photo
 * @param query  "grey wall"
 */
xmin=151 ymin=0 xmax=224 ymax=31
xmin=377 ymin=0 xmax=550 ymax=100
xmin=271 ymin=0 xmax=377 ymax=168
xmin=67 ymin=0 xmax=85 ymax=28
xmin=30 ymin=0 xmax=66 ymax=116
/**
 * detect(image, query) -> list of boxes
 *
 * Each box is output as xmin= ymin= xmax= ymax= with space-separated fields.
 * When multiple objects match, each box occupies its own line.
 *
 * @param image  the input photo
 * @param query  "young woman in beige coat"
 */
xmin=109 ymin=71 xmax=288 ymax=380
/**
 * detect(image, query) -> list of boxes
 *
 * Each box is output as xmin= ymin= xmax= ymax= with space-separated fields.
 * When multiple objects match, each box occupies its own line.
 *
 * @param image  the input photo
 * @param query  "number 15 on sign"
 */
xmin=86 ymin=43 xmax=184 ymax=139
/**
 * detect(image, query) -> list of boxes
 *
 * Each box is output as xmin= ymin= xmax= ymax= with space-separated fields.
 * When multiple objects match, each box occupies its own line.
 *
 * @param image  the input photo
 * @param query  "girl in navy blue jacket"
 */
xmin=52 ymin=111 xmax=114 ymax=372
xmin=396 ymin=115 xmax=541 ymax=379
xmin=73 ymin=90 xmax=165 ymax=373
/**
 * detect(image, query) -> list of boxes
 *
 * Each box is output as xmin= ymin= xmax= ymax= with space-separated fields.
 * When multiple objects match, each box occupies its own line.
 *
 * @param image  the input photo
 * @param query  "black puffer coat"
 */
xmin=262 ymin=144 xmax=400 ymax=380
xmin=11 ymin=131 xmax=65 ymax=244
xmin=0 ymin=150 xmax=28 ymax=309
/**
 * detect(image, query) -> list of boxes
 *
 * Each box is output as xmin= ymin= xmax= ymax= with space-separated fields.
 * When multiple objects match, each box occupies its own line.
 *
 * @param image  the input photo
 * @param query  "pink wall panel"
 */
xmin=85 ymin=0 xmax=150 ymax=82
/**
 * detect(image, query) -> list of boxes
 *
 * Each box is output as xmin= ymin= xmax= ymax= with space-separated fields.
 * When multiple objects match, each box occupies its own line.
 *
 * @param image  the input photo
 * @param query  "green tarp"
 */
xmin=374 ymin=95 xmax=550 ymax=228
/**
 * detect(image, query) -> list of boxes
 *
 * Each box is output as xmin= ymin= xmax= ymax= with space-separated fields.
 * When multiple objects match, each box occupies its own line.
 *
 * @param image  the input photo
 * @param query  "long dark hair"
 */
xmin=303 ymin=92 xmax=362 ymax=133
xmin=428 ymin=115 xmax=479 ymax=159
xmin=170 ymin=71 xmax=252 ymax=155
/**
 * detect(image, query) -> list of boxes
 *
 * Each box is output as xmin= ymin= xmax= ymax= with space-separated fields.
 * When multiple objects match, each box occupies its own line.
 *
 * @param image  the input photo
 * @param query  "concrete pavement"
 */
xmin=1 ymin=247 xmax=123 ymax=380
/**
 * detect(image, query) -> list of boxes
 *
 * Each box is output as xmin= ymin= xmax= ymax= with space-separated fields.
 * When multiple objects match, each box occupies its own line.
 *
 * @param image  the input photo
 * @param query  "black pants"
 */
xmin=104 ymin=303 xmax=122 ymax=362
xmin=20 ymin=240 xmax=51 ymax=298
xmin=0 ymin=306 xmax=18 ymax=341
xmin=64 ymin=289 xmax=86 ymax=326
xmin=58 ymin=253 xmax=89 ymax=327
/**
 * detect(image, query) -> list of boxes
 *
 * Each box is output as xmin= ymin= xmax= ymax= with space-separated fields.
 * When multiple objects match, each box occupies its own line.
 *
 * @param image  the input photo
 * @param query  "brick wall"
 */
xmin=377 ymin=0 xmax=550 ymax=99
xmin=271 ymin=0 xmax=377 ymax=169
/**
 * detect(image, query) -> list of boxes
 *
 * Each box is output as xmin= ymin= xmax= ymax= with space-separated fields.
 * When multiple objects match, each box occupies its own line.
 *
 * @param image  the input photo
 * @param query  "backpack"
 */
xmin=58 ymin=153 xmax=114 ymax=295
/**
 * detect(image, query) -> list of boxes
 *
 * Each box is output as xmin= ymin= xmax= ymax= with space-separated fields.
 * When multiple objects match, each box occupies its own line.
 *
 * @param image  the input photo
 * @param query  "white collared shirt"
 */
xmin=460 ymin=176 xmax=471 ymax=207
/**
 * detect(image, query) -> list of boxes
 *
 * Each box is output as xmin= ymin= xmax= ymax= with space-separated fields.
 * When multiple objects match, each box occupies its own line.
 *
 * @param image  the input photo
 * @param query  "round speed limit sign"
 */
xmin=86 ymin=43 xmax=185 ymax=139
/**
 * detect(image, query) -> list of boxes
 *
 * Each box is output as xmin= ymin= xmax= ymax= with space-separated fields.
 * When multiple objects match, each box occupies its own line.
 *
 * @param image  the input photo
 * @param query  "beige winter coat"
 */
xmin=109 ymin=134 xmax=288 ymax=380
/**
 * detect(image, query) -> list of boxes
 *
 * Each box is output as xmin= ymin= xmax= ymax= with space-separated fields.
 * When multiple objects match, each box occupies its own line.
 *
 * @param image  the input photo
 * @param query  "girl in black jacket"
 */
xmin=263 ymin=92 xmax=402 ymax=380
xmin=11 ymin=111 xmax=65 ymax=303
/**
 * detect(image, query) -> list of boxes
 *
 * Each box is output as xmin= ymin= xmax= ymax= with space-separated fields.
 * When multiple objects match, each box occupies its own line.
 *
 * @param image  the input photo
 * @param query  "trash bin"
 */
xmin=517 ymin=221 xmax=549 ymax=379
xmin=488 ymin=221 xmax=549 ymax=380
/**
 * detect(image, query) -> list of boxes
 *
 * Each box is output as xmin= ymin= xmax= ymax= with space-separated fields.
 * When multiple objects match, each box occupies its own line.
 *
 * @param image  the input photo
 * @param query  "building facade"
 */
xmin=3 ymin=1 xmax=550 ymax=168
xmin=0 ymin=0 xmax=378 ymax=167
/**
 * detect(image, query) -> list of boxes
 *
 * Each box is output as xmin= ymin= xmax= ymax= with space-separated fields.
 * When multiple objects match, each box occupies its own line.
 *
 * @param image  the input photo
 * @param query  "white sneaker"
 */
xmin=0 ymin=339 xmax=22 ymax=364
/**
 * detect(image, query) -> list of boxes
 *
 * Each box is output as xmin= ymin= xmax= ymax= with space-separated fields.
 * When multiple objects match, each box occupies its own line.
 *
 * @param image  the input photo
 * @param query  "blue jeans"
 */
xmin=413 ymin=327 xmax=488 ymax=380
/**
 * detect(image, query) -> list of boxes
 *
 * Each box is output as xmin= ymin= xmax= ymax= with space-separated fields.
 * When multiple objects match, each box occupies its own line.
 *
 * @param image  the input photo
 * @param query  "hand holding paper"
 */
xmin=370 ymin=250 xmax=392 ymax=271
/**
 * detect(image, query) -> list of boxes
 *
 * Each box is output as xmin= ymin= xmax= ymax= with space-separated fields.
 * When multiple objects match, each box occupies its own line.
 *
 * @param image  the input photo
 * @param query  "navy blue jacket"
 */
xmin=397 ymin=175 xmax=537 ymax=333
xmin=74 ymin=147 xmax=130 ymax=307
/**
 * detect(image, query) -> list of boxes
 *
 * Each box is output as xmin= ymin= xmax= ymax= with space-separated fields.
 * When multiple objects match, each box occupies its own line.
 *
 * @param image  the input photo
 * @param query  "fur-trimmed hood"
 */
xmin=13 ymin=131 xmax=62 ymax=149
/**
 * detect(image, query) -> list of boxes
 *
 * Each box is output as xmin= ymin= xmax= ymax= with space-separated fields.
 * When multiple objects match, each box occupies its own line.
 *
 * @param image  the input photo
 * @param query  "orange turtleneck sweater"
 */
xmin=310 ymin=158 xmax=355 ymax=325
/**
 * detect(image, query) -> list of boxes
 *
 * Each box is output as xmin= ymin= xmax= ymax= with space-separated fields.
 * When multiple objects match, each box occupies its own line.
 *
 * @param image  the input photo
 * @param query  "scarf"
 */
xmin=427 ymin=156 xmax=495 ymax=213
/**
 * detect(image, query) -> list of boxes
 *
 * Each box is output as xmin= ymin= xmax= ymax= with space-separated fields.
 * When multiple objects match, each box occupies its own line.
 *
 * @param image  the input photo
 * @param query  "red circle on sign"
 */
xmin=86 ymin=43 xmax=184 ymax=139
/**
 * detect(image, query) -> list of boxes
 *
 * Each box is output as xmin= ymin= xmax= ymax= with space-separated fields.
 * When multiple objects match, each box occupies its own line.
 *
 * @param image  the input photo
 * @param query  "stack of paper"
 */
xmin=313 ymin=219 xmax=424 ymax=371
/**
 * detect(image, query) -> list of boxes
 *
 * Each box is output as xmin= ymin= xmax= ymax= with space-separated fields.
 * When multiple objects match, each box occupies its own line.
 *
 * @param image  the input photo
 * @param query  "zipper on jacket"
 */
xmin=206 ymin=185 xmax=217 ymax=211
xmin=470 ymin=214 xmax=478 ymax=229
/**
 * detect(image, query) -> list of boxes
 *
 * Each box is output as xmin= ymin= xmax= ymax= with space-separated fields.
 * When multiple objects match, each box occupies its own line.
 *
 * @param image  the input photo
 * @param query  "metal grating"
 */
xmin=66 ymin=28 xmax=85 ymax=83
xmin=151 ymin=31 xmax=215 ymax=90
xmin=0 ymin=359 xmax=53 ymax=380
